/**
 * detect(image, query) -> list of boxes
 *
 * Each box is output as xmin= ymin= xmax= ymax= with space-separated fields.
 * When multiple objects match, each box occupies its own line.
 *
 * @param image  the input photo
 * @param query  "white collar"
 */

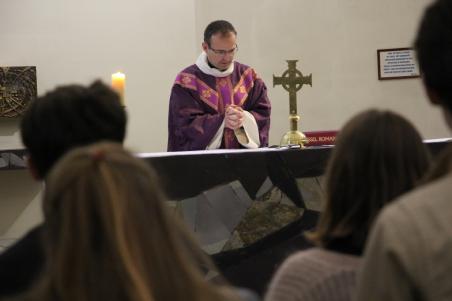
xmin=195 ymin=52 xmax=234 ymax=77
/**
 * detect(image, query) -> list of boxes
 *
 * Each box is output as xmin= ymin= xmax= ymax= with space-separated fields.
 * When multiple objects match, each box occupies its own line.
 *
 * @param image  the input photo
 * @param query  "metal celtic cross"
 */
xmin=273 ymin=60 xmax=312 ymax=115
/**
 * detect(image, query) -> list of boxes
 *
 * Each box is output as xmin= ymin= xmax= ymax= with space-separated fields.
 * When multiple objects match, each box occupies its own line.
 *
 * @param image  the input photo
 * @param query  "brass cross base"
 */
xmin=281 ymin=130 xmax=308 ymax=148
xmin=280 ymin=114 xmax=308 ymax=148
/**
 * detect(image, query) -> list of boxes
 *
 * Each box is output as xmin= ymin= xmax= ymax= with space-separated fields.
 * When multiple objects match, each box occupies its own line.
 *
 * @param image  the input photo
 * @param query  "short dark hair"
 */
xmin=415 ymin=0 xmax=452 ymax=112
xmin=204 ymin=20 xmax=237 ymax=46
xmin=20 ymin=80 xmax=127 ymax=179
xmin=307 ymin=109 xmax=430 ymax=251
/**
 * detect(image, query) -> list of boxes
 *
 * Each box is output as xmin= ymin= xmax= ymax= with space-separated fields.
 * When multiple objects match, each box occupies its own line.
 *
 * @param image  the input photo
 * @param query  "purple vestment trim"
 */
xmin=174 ymin=67 xmax=257 ymax=113
xmin=233 ymin=68 xmax=255 ymax=106
xmin=215 ymin=77 xmax=234 ymax=147
xmin=175 ymin=72 xmax=219 ymax=111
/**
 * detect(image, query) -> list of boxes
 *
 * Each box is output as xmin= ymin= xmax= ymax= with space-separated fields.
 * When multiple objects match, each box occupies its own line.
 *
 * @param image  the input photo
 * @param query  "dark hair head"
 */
xmin=308 ymin=109 xmax=430 ymax=250
xmin=20 ymin=80 xmax=127 ymax=179
xmin=415 ymin=0 xmax=452 ymax=112
xmin=204 ymin=20 xmax=237 ymax=46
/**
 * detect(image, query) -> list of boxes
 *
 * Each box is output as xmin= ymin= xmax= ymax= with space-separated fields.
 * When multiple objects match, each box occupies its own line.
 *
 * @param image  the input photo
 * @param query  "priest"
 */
xmin=167 ymin=20 xmax=271 ymax=151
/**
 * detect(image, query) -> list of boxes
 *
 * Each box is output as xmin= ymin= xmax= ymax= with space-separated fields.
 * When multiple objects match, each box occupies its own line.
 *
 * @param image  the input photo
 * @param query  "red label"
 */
xmin=304 ymin=131 xmax=338 ymax=146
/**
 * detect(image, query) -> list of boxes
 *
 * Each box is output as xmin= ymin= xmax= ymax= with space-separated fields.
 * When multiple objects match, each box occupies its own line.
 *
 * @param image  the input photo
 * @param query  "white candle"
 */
xmin=111 ymin=72 xmax=125 ymax=106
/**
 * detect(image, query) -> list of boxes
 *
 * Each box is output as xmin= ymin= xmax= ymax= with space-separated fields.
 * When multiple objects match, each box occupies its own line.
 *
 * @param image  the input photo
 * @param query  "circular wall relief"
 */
xmin=0 ymin=66 xmax=37 ymax=118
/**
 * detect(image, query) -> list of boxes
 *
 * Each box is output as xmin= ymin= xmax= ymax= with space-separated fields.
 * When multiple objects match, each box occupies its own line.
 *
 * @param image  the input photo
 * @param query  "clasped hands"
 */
xmin=225 ymin=105 xmax=244 ymax=130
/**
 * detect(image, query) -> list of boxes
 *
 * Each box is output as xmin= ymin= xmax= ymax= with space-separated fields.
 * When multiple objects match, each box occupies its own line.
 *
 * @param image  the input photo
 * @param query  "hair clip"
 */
xmin=92 ymin=149 xmax=106 ymax=162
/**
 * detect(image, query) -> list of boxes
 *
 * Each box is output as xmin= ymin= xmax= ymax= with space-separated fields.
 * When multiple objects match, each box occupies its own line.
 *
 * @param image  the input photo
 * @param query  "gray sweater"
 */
xmin=355 ymin=172 xmax=452 ymax=301
xmin=265 ymin=248 xmax=361 ymax=301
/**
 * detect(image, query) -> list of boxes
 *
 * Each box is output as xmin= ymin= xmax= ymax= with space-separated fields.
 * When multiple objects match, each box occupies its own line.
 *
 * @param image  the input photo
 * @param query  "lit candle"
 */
xmin=111 ymin=72 xmax=125 ymax=106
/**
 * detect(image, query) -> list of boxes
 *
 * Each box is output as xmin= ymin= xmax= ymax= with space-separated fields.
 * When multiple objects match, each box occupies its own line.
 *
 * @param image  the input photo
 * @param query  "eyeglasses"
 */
xmin=208 ymin=44 xmax=238 ymax=56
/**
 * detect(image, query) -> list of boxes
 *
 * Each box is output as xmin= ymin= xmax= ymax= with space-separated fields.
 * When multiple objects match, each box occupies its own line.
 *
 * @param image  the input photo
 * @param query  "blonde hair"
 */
xmin=28 ymin=142 xmax=237 ymax=301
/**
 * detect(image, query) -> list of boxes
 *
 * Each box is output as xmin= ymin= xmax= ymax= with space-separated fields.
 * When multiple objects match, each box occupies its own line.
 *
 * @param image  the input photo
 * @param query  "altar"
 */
xmin=1 ymin=140 xmax=450 ymax=294
xmin=140 ymin=146 xmax=330 ymax=255
xmin=137 ymin=140 xmax=450 ymax=294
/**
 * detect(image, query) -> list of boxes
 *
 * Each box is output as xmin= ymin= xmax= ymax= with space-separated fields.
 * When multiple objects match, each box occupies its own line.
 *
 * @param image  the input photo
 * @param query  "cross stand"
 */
xmin=273 ymin=60 xmax=312 ymax=147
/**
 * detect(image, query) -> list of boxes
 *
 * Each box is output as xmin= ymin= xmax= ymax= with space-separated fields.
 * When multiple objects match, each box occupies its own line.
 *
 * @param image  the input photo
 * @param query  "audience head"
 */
xmin=415 ymin=0 xmax=452 ymax=115
xmin=35 ymin=142 xmax=236 ymax=301
xmin=308 ymin=109 xmax=430 ymax=251
xmin=20 ymin=80 xmax=127 ymax=179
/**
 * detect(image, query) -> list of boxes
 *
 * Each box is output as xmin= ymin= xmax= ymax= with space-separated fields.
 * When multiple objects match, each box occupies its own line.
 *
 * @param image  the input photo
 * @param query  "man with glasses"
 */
xmin=167 ymin=20 xmax=271 ymax=151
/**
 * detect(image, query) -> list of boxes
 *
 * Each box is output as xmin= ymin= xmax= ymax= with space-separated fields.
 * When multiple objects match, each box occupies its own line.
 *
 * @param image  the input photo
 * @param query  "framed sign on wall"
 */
xmin=377 ymin=48 xmax=420 ymax=80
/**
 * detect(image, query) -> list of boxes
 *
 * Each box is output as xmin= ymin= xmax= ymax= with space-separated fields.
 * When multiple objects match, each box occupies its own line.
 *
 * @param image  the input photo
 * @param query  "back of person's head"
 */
xmin=33 ymin=142 xmax=236 ymax=301
xmin=415 ymin=0 xmax=452 ymax=112
xmin=20 ymin=80 xmax=127 ymax=179
xmin=308 ymin=109 xmax=430 ymax=250
xmin=204 ymin=20 xmax=237 ymax=46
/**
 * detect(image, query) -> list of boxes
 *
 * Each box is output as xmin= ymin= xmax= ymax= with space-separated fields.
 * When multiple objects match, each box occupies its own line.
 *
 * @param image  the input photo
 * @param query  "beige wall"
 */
xmin=1 ymin=0 xmax=197 ymax=152
xmin=1 ymin=0 xmax=448 ymax=241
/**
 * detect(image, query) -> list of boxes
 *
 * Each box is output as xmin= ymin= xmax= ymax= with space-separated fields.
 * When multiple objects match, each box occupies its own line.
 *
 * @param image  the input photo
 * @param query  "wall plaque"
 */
xmin=377 ymin=48 xmax=420 ymax=80
xmin=0 ymin=66 xmax=37 ymax=118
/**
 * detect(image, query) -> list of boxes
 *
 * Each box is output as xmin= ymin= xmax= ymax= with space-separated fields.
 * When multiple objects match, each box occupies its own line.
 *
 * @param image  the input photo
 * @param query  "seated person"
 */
xmin=0 ymin=81 xmax=127 ymax=297
xmin=264 ymin=109 xmax=430 ymax=301
xmin=18 ymin=142 xmax=253 ymax=301
xmin=355 ymin=2 xmax=452 ymax=300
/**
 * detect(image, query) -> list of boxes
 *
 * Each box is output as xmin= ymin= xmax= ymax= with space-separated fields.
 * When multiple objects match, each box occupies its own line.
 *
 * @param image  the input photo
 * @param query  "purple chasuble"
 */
xmin=167 ymin=61 xmax=271 ymax=151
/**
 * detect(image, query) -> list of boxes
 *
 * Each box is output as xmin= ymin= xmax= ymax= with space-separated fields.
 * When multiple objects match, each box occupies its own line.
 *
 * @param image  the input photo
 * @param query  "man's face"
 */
xmin=202 ymin=32 xmax=237 ymax=71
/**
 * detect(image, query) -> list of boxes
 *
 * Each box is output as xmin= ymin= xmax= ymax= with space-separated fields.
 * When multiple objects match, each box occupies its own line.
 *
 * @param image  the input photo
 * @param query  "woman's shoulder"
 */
xmin=234 ymin=287 xmax=260 ymax=301
xmin=282 ymin=248 xmax=361 ymax=273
